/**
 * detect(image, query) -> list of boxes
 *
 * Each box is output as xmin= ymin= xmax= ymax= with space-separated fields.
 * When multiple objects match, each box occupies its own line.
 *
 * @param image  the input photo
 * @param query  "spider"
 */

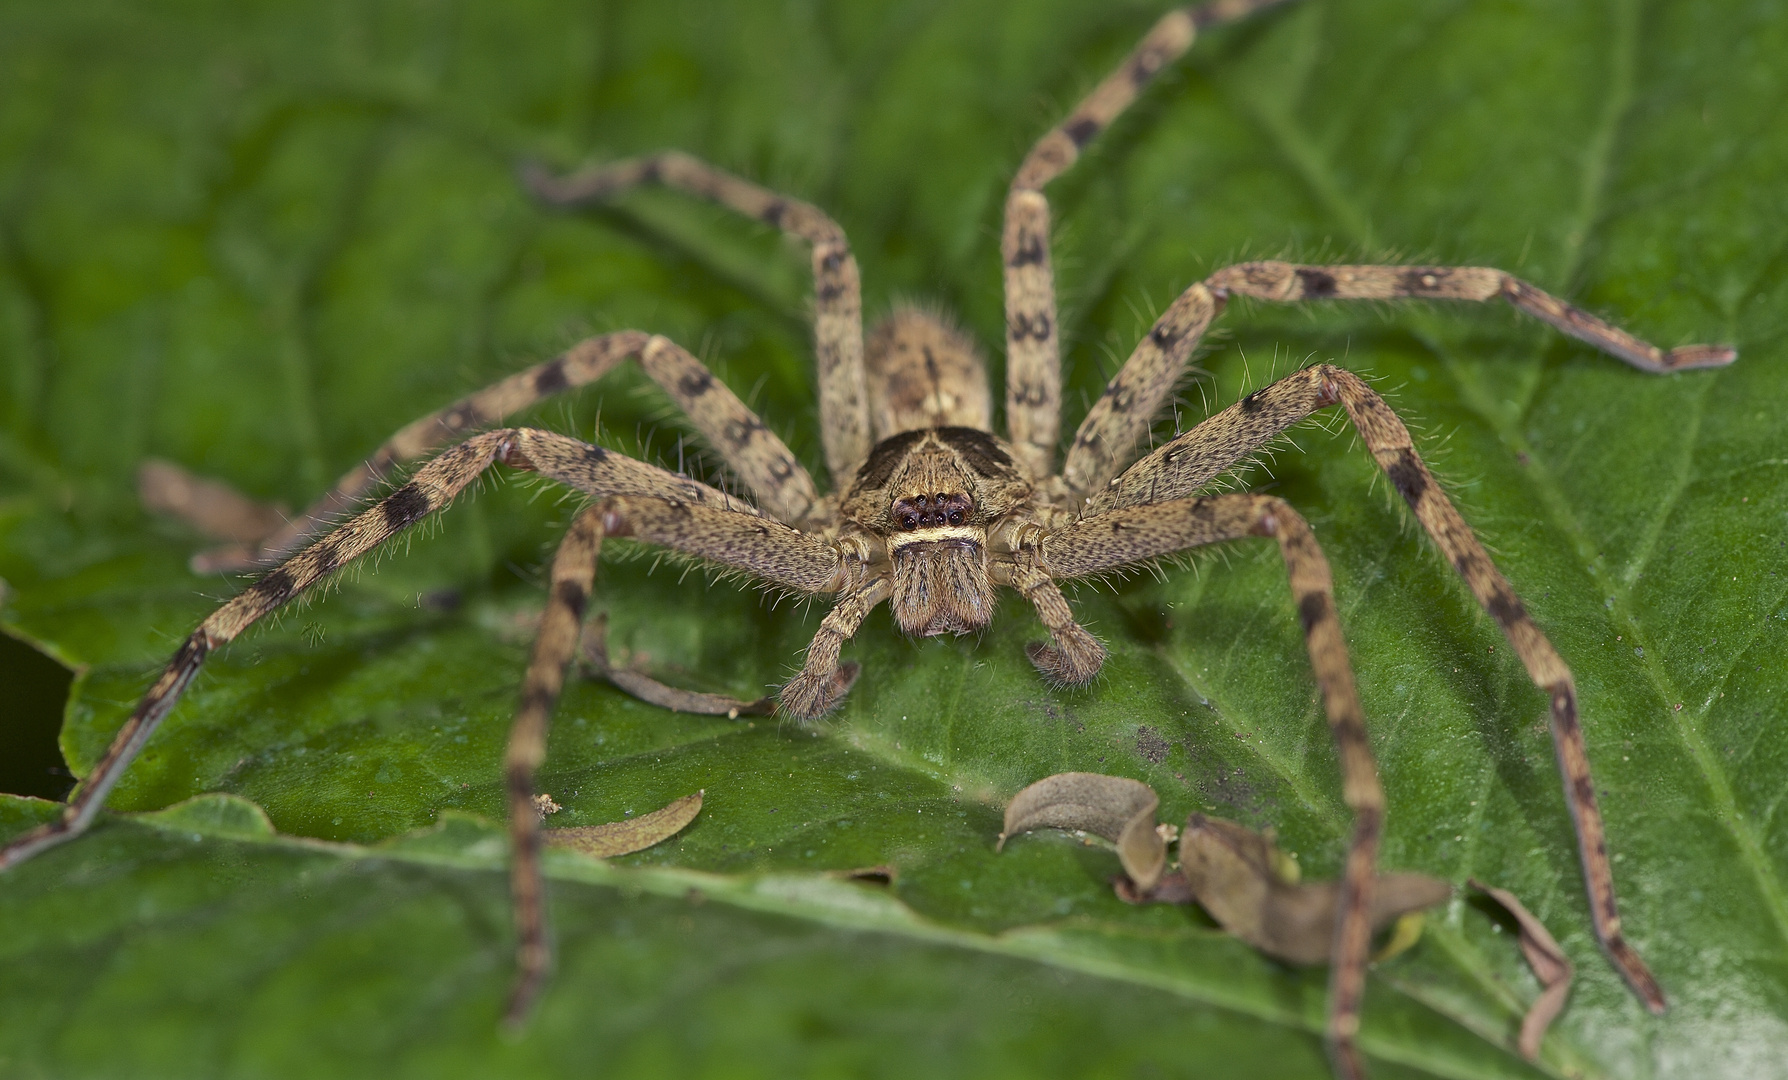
xmin=0 ymin=1 xmax=1737 ymax=1076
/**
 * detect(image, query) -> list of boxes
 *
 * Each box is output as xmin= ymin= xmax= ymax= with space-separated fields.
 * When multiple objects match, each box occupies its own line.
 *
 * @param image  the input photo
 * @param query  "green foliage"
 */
xmin=2 ymin=0 xmax=1785 ymax=1076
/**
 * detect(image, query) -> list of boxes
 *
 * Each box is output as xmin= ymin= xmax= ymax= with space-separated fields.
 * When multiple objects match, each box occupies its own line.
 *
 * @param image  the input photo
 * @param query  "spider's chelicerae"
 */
xmin=0 ymin=0 xmax=1738 ymax=1075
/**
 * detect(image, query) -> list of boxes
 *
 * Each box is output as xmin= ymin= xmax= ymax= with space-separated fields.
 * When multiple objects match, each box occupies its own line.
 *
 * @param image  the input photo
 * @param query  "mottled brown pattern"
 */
xmin=866 ymin=309 xmax=992 ymax=439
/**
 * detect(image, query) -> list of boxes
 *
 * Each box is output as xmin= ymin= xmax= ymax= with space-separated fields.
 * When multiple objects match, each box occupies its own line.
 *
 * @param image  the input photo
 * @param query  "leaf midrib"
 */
xmin=88 ymin=797 xmax=1555 ymax=1080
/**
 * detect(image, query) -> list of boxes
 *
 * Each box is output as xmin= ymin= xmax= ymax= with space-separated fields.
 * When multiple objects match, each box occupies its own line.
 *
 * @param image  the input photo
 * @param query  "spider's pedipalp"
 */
xmin=17 ymin=416 xmax=860 ymax=1027
xmin=502 ymin=483 xmax=849 ymax=1022
xmin=990 ymin=541 xmax=1107 ymax=685
xmin=778 ymin=580 xmax=887 ymax=721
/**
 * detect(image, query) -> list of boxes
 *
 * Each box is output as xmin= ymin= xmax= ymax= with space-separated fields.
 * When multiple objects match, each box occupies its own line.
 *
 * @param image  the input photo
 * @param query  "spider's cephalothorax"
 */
xmin=8 ymin=1 xmax=1735 ymax=1074
xmin=841 ymin=313 xmax=1036 ymax=640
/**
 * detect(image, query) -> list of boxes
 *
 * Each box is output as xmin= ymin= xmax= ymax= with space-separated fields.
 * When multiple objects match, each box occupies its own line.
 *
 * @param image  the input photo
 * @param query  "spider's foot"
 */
xmin=1026 ymin=635 xmax=1107 ymax=686
xmin=777 ymin=662 xmax=861 ymax=723
xmin=1662 ymin=343 xmax=1738 ymax=370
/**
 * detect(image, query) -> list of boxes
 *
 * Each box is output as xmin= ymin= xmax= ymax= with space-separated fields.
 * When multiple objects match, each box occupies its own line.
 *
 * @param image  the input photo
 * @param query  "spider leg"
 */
xmin=777 ymin=578 xmax=889 ymax=721
xmin=505 ymin=504 xmax=602 ymax=1026
xmin=1208 ymin=261 xmax=1737 ymax=375
xmin=582 ymin=612 xmax=773 ymax=717
xmin=1101 ymin=363 xmax=1668 ymax=1012
xmin=1 ymin=430 xmax=512 ymax=871
xmin=160 ymin=329 xmax=821 ymax=571
xmin=527 ymin=151 xmax=870 ymax=487
xmin=2 ymin=425 xmax=843 ymax=868
xmin=498 ymin=477 xmax=849 ymax=1022
xmin=1043 ymin=492 xmax=1380 ymax=1080
xmin=1063 ymin=263 xmax=1738 ymax=502
xmin=1001 ymin=0 xmax=1295 ymax=478
xmin=993 ymin=551 xmax=1108 ymax=685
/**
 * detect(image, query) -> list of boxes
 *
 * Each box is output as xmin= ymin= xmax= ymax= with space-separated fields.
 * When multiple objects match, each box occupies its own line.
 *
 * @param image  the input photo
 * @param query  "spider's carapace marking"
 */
xmin=6 ymin=0 xmax=1736 ymax=1076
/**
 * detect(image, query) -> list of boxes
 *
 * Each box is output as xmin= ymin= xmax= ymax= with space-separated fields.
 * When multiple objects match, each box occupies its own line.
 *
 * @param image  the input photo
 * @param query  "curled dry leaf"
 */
xmin=1179 ymin=813 xmax=1451 ymax=965
xmin=1470 ymin=878 xmax=1574 ymax=1060
xmin=1000 ymin=772 xmax=1165 ymax=891
xmin=543 ymin=791 xmax=704 ymax=858
xmin=137 ymin=459 xmax=290 ymax=545
xmin=582 ymin=613 xmax=774 ymax=717
xmin=1001 ymin=775 xmax=1451 ymax=966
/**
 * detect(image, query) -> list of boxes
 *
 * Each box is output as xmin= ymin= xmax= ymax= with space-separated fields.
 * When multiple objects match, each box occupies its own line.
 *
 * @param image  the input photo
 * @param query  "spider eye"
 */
xmin=947 ymin=509 xmax=965 ymax=525
xmin=900 ymin=513 xmax=920 ymax=529
xmin=914 ymin=494 xmax=929 ymax=506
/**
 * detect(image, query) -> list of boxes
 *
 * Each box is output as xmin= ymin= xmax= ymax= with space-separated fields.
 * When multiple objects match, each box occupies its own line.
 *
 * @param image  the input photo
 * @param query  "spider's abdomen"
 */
xmin=865 ymin=308 xmax=991 ymax=440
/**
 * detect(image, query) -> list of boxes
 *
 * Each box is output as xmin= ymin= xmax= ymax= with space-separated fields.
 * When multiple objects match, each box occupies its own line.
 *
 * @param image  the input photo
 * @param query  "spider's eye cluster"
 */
xmin=892 ymin=492 xmax=973 ymax=531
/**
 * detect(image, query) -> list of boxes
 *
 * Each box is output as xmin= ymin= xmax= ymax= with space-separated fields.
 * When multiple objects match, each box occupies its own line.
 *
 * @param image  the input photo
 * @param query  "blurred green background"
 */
xmin=2 ymin=0 xmax=1785 ymax=1077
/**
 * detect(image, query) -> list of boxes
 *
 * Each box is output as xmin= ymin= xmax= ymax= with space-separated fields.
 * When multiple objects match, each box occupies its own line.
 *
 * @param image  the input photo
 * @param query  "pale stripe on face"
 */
xmin=886 ymin=525 xmax=985 ymax=550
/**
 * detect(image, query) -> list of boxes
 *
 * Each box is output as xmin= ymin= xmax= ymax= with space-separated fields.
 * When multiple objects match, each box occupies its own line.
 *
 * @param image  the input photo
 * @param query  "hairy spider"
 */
xmin=0 ymin=1 xmax=1737 ymax=1076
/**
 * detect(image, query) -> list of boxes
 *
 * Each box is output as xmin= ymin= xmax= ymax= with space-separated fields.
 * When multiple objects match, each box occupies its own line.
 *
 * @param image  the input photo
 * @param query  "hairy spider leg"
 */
xmin=3 ymin=431 xmax=505 ymax=871
xmin=1062 ymin=263 xmax=1738 ymax=502
xmin=528 ymin=150 xmax=870 ymax=486
xmin=1043 ymin=492 xmax=1380 ymax=1080
xmin=1106 ymin=363 xmax=1667 ymax=1016
xmin=156 ymin=328 xmax=823 ymax=572
xmin=2 ymin=426 xmax=849 ymax=1022
xmin=469 ymin=434 xmax=849 ymax=1021
xmin=778 ymin=576 xmax=891 ymax=720
xmin=498 ymin=481 xmax=842 ymax=1022
xmin=998 ymin=545 xmax=1108 ymax=685
xmin=504 ymin=504 xmax=604 ymax=1026
xmin=1001 ymin=0 xmax=1297 ymax=478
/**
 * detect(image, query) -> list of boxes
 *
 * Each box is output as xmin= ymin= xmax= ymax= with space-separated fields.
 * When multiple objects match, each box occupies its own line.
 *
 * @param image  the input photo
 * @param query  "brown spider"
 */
xmin=0 ymin=1 xmax=1736 ymax=1076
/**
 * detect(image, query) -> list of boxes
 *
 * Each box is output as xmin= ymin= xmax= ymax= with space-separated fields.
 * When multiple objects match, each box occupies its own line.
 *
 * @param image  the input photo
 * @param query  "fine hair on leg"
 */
xmin=527 ymin=150 xmax=871 ymax=486
xmin=1000 ymin=0 xmax=1298 ymax=478
xmin=504 ymin=505 xmax=605 ymax=1025
xmin=165 ymin=328 xmax=824 ymax=570
xmin=1092 ymin=362 xmax=1666 ymax=1009
xmin=1063 ymin=265 xmax=1735 ymax=505
xmin=1043 ymin=492 xmax=1382 ymax=1080
xmin=0 ymin=430 xmax=517 ymax=870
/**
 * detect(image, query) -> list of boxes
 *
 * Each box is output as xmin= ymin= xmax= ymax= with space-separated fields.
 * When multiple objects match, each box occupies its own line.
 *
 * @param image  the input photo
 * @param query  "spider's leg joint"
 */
xmin=495 ymin=436 xmax=532 ymax=471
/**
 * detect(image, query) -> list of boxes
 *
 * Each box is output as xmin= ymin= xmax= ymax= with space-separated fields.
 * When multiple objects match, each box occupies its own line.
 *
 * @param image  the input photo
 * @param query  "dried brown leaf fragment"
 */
xmin=1470 ymin=879 xmax=1574 ymax=1060
xmin=1176 ymin=813 xmax=1450 ymax=965
xmin=138 ymin=460 xmax=290 ymax=545
xmin=543 ymin=791 xmax=704 ymax=858
xmin=1000 ymin=772 xmax=1165 ymax=890
xmin=582 ymin=613 xmax=773 ymax=717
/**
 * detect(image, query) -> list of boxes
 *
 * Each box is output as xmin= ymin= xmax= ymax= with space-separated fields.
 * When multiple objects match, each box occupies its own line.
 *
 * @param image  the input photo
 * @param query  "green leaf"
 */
xmin=2 ymin=0 xmax=1784 ymax=1076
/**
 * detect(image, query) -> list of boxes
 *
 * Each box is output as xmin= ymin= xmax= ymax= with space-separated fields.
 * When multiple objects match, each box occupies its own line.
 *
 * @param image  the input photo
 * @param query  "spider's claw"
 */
xmin=1025 ymin=635 xmax=1106 ymax=686
xmin=777 ymin=661 xmax=861 ymax=723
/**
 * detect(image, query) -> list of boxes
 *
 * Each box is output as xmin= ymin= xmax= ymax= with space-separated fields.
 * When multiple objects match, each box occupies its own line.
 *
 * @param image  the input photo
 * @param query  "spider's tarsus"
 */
xmin=776 ymin=661 xmax=861 ymax=722
xmin=1663 ymin=343 xmax=1738 ymax=370
xmin=1024 ymin=638 xmax=1106 ymax=686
